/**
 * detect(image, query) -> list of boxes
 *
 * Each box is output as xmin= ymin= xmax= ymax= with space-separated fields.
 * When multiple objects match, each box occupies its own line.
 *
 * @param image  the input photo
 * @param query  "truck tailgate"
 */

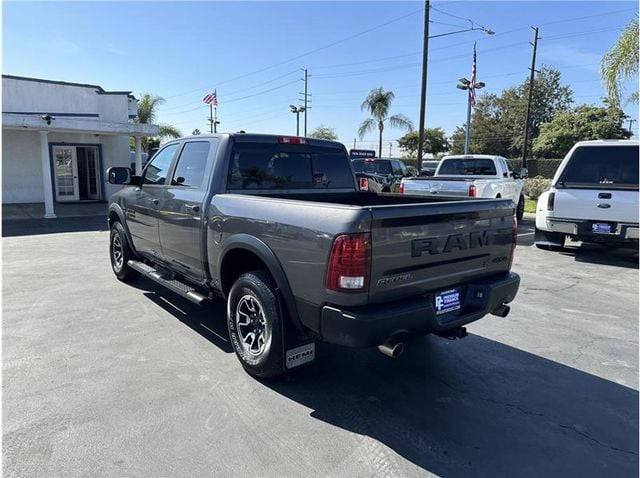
xmin=368 ymin=199 xmax=515 ymax=304
xmin=403 ymin=178 xmax=474 ymax=197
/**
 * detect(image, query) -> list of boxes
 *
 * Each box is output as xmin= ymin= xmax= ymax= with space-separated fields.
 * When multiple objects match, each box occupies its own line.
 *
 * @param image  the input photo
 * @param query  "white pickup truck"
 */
xmin=400 ymin=154 xmax=525 ymax=220
xmin=535 ymin=140 xmax=639 ymax=250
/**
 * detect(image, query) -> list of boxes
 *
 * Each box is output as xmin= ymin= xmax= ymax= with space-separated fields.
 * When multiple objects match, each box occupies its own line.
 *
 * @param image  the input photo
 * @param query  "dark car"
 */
xmin=351 ymin=158 xmax=413 ymax=192
xmin=420 ymin=160 xmax=440 ymax=176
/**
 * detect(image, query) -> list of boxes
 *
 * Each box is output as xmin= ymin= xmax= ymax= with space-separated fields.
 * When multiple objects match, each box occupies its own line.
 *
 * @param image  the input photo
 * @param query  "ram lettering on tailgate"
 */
xmin=411 ymin=230 xmax=494 ymax=257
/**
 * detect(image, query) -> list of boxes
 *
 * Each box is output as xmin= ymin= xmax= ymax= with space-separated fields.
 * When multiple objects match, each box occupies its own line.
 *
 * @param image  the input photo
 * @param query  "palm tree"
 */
xmin=134 ymin=94 xmax=182 ymax=151
xmin=601 ymin=18 xmax=639 ymax=106
xmin=358 ymin=87 xmax=414 ymax=158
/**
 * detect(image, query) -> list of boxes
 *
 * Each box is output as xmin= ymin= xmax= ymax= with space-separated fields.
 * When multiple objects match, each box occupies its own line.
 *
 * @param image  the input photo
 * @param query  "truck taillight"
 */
xmin=509 ymin=217 xmax=518 ymax=269
xmin=326 ymin=233 xmax=371 ymax=293
xmin=399 ymin=181 xmax=404 ymax=194
xmin=469 ymin=184 xmax=477 ymax=197
xmin=278 ymin=136 xmax=307 ymax=144
xmin=547 ymin=192 xmax=555 ymax=211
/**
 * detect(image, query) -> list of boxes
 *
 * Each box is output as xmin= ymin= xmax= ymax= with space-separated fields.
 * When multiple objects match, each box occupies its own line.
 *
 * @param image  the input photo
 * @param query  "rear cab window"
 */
xmin=438 ymin=158 xmax=497 ymax=176
xmin=227 ymin=142 xmax=355 ymax=190
xmin=558 ymin=144 xmax=639 ymax=190
xmin=352 ymin=160 xmax=392 ymax=175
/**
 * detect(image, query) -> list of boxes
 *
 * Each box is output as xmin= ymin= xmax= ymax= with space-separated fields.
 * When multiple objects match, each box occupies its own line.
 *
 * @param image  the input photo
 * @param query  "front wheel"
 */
xmin=227 ymin=271 xmax=285 ymax=378
xmin=109 ymin=222 xmax=140 ymax=282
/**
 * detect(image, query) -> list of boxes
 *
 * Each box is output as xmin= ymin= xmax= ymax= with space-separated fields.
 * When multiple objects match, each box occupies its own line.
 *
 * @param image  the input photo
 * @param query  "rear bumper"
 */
xmin=320 ymin=272 xmax=520 ymax=348
xmin=540 ymin=217 xmax=639 ymax=242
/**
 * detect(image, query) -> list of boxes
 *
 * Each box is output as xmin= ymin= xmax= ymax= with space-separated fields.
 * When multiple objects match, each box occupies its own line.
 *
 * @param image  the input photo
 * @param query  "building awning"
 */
xmin=2 ymin=113 xmax=159 ymax=137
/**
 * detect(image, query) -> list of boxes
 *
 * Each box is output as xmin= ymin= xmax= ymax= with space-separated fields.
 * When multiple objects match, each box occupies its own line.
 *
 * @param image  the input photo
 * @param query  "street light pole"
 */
xmin=464 ymin=88 xmax=472 ymax=154
xmin=289 ymin=105 xmax=306 ymax=136
xmin=417 ymin=0 xmax=430 ymax=166
xmin=416 ymin=2 xmax=494 ymax=163
xmin=457 ymin=77 xmax=485 ymax=155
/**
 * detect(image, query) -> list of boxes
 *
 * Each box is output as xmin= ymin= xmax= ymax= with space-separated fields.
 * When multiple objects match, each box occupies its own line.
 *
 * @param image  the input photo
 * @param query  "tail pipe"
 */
xmin=491 ymin=304 xmax=511 ymax=318
xmin=378 ymin=339 xmax=405 ymax=358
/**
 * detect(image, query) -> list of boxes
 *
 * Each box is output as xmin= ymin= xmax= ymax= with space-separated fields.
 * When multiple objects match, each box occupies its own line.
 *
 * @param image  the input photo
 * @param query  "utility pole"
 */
xmin=417 ymin=0 xmax=431 ymax=164
xmin=353 ymin=138 xmax=356 ymax=149
xmin=522 ymin=27 xmax=539 ymax=169
xmin=300 ymin=68 xmax=311 ymax=136
xmin=389 ymin=142 xmax=392 ymax=158
xmin=628 ymin=118 xmax=635 ymax=137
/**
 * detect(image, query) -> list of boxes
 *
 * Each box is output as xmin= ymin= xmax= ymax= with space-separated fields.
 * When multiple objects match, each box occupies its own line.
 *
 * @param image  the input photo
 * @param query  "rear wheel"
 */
xmin=227 ymin=271 xmax=286 ymax=378
xmin=109 ymin=222 xmax=140 ymax=282
xmin=516 ymin=195 xmax=525 ymax=221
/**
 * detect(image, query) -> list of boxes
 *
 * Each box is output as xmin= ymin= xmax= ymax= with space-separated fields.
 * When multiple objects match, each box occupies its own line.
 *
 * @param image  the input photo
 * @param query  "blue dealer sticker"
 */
xmin=435 ymin=288 xmax=461 ymax=315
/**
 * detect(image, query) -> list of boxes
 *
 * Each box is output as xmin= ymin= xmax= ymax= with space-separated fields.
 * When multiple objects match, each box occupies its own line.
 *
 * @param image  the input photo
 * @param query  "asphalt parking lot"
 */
xmin=3 ymin=217 xmax=638 ymax=477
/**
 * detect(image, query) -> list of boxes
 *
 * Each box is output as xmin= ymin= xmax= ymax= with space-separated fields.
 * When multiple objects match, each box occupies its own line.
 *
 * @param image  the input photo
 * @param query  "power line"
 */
xmin=162 ymin=7 xmax=422 ymax=100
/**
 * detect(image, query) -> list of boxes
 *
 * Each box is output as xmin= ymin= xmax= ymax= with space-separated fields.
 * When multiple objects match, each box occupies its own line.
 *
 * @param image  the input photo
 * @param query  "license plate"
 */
xmin=435 ymin=288 xmax=461 ymax=315
xmin=592 ymin=223 xmax=612 ymax=234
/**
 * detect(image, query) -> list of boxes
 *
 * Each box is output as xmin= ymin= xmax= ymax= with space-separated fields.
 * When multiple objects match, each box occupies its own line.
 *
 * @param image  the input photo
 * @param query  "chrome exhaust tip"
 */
xmin=491 ymin=304 xmax=511 ymax=318
xmin=378 ymin=339 xmax=405 ymax=358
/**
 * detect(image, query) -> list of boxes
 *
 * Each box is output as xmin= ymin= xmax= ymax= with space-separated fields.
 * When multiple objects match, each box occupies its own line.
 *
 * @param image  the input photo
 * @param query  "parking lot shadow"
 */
xmin=560 ymin=243 xmax=639 ymax=269
xmin=131 ymin=277 xmax=234 ymax=354
xmin=2 ymin=216 xmax=108 ymax=237
xmin=265 ymin=335 xmax=638 ymax=478
xmin=123 ymin=267 xmax=637 ymax=477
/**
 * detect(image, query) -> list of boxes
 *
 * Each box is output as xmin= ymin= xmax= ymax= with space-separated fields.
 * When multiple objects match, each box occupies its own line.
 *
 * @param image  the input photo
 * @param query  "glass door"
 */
xmin=52 ymin=146 xmax=79 ymax=201
xmin=85 ymin=147 xmax=101 ymax=200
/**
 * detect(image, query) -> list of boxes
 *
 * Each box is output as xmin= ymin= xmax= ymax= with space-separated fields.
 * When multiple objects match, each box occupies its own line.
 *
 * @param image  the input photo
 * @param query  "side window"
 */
xmin=143 ymin=143 xmax=179 ymax=185
xmin=392 ymin=161 xmax=403 ymax=175
xmin=171 ymin=141 xmax=211 ymax=188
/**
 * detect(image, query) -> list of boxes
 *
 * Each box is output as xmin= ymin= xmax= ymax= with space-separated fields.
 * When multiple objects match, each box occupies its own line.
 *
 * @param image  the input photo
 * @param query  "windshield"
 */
xmin=438 ymin=158 xmax=497 ymax=175
xmin=557 ymin=145 xmax=639 ymax=190
xmin=351 ymin=160 xmax=392 ymax=175
xmin=227 ymin=143 xmax=355 ymax=190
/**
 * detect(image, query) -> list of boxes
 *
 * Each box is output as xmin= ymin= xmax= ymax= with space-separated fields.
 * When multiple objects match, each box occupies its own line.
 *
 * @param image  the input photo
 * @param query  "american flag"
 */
xmin=470 ymin=43 xmax=477 ymax=108
xmin=203 ymin=91 xmax=218 ymax=107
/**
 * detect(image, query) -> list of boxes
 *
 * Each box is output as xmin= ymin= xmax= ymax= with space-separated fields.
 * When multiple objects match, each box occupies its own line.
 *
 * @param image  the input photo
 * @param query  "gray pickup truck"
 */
xmin=107 ymin=133 xmax=520 ymax=378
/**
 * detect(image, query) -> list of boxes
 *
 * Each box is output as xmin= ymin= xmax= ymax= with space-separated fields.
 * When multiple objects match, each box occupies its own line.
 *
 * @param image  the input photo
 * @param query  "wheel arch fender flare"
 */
xmin=218 ymin=234 xmax=303 ymax=333
xmin=108 ymin=204 xmax=135 ymax=246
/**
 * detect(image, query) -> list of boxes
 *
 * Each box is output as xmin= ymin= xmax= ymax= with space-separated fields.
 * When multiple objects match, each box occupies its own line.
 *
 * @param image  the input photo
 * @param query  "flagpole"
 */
xmin=209 ymin=102 xmax=213 ymax=134
xmin=214 ymin=90 xmax=218 ymax=133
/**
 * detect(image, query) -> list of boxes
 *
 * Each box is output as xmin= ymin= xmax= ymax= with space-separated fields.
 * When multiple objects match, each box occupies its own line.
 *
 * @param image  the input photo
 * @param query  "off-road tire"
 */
xmin=227 ymin=271 xmax=285 ymax=378
xmin=109 ymin=222 xmax=140 ymax=282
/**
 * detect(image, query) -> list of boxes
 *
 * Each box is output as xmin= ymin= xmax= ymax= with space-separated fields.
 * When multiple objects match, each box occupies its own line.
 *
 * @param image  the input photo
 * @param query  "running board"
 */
xmin=127 ymin=260 xmax=208 ymax=305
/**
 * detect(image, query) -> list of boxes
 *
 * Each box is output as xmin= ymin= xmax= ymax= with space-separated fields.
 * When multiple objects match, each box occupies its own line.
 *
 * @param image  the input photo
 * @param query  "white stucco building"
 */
xmin=2 ymin=75 xmax=158 ymax=218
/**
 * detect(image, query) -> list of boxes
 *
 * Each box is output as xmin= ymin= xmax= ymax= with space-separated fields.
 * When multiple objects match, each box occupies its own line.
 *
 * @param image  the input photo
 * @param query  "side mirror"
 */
xmin=513 ymin=172 xmax=521 ymax=179
xmin=107 ymin=167 xmax=141 ymax=185
xmin=107 ymin=167 xmax=131 ymax=184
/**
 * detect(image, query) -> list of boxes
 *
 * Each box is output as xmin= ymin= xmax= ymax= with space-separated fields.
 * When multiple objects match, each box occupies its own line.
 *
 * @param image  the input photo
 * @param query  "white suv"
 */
xmin=535 ymin=140 xmax=639 ymax=250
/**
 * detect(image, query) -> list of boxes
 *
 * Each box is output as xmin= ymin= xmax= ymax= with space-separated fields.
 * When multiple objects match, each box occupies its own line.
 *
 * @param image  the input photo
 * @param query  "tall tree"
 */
xmin=397 ymin=128 xmax=449 ymax=159
xmin=533 ymin=104 xmax=631 ymax=158
xmin=358 ymin=87 xmax=413 ymax=158
xmin=309 ymin=125 xmax=338 ymax=140
xmin=601 ymin=18 xmax=639 ymax=106
xmin=192 ymin=129 xmax=201 ymax=135
xmin=132 ymin=94 xmax=182 ymax=152
xmin=451 ymin=67 xmax=573 ymax=157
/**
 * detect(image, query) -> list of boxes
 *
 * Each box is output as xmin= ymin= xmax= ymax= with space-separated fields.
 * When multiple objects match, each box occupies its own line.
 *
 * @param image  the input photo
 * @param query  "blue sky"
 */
xmin=3 ymin=1 xmax=638 ymax=154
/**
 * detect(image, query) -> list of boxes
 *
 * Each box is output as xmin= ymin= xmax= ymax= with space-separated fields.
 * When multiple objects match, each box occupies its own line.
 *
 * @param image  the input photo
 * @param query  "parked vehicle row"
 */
xmin=399 ymin=154 xmax=526 ymax=220
xmin=107 ymin=134 xmax=520 ymax=378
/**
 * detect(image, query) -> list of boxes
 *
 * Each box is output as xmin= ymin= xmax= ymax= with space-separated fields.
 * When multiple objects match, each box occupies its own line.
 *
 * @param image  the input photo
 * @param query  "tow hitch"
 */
xmin=434 ymin=326 xmax=468 ymax=340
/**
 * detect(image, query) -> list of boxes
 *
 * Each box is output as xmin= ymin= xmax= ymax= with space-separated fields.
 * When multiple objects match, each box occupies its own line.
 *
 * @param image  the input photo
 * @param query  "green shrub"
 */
xmin=524 ymin=176 xmax=552 ymax=200
xmin=507 ymin=158 xmax=563 ymax=178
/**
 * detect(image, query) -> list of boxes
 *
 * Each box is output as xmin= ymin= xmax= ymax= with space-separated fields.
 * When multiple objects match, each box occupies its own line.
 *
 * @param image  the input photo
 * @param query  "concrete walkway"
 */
xmin=2 ymin=202 xmax=108 ymax=220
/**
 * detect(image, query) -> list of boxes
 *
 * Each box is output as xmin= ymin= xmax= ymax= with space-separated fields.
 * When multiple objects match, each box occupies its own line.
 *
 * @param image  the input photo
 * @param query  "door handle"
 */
xmin=149 ymin=198 xmax=159 ymax=206
xmin=184 ymin=204 xmax=200 ymax=213
xmin=598 ymin=192 xmax=612 ymax=199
